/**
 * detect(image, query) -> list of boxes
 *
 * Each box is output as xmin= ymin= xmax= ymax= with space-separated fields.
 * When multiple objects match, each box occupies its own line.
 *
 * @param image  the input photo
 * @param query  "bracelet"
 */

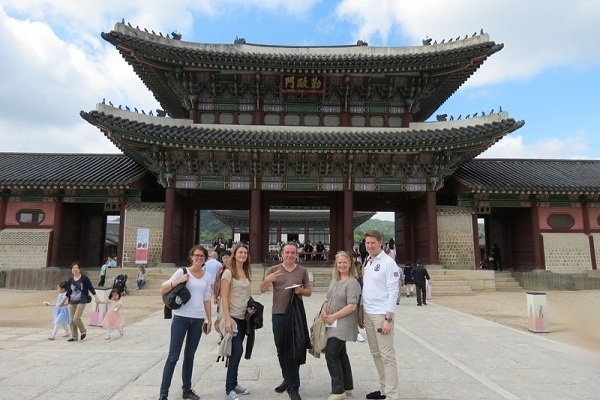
xmin=170 ymin=282 xmax=174 ymax=289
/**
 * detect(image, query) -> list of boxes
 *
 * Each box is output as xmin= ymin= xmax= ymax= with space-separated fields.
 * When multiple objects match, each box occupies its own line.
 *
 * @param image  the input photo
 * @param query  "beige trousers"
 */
xmin=364 ymin=312 xmax=399 ymax=400
xmin=69 ymin=303 xmax=88 ymax=339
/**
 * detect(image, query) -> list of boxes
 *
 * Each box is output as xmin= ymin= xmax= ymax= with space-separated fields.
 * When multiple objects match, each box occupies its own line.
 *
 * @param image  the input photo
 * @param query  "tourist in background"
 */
xmin=403 ymin=261 xmax=414 ymax=298
xmin=321 ymin=251 xmax=361 ymax=400
xmin=63 ymin=262 xmax=101 ymax=342
xmin=43 ymin=280 xmax=71 ymax=340
xmin=412 ymin=261 xmax=431 ymax=306
xmin=136 ymin=265 xmax=148 ymax=289
xmin=158 ymin=245 xmax=212 ymax=400
xmin=351 ymin=251 xmax=366 ymax=343
xmin=98 ymin=288 xmax=125 ymax=340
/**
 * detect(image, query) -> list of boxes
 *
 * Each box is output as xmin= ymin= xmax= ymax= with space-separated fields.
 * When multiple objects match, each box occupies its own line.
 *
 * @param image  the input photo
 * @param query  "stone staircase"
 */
xmin=427 ymin=270 xmax=474 ymax=296
xmin=493 ymin=271 xmax=523 ymax=292
xmin=98 ymin=265 xmax=522 ymax=298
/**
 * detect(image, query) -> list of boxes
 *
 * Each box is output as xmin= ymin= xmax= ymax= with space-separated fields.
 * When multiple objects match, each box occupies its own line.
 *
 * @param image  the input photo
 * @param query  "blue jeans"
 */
xmin=325 ymin=337 xmax=353 ymax=394
xmin=160 ymin=315 xmax=204 ymax=397
xmin=272 ymin=314 xmax=300 ymax=390
xmin=136 ymin=278 xmax=146 ymax=288
xmin=226 ymin=317 xmax=247 ymax=393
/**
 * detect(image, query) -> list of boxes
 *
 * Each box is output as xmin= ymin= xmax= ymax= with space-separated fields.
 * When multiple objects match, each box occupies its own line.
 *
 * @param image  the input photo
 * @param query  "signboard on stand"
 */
xmin=135 ymin=228 xmax=149 ymax=265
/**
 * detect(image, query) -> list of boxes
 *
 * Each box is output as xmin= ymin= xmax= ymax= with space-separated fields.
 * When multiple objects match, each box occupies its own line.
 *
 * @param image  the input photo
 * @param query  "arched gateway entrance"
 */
xmin=158 ymin=187 xmax=441 ymax=266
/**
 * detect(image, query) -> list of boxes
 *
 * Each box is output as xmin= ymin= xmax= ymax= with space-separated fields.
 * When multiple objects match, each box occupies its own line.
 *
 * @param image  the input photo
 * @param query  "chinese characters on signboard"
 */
xmin=281 ymin=75 xmax=325 ymax=93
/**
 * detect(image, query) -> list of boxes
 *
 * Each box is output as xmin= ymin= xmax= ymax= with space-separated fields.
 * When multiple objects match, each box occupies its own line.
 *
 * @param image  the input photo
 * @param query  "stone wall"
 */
xmin=0 ymin=267 xmax=72 ymax=290
xmin=122 ymin=204 xmax=165 ymax=266
xmin=0 ymin=228 xmax=52 ymax=268
xmin=437 ymin=207 xmax=475 ymax=269
xmin=541 ymin=232 xmax=592 ymax=273
xmin=513 ymin=270 xmax=600 ymax=291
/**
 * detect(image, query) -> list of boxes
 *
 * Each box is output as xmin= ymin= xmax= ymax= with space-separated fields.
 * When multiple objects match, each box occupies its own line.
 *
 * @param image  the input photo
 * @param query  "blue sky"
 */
xmin=1 ymin=0 xmax=599 ymax=165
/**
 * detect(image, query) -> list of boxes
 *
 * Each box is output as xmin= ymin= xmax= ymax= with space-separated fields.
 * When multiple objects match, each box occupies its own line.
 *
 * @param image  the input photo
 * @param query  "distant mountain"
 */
xmin=354 ymin=218 xmax=394 ymax=244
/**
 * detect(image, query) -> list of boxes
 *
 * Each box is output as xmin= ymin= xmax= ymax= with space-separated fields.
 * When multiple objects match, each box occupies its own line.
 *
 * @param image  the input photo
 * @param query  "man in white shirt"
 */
xmin=203 ymin=251 xmax=223 ymax=288
xmin=359 ymin=229 xmax=400 ymax=400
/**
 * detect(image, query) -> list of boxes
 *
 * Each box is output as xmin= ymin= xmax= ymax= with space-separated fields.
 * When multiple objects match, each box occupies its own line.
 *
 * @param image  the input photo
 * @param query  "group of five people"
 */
xmin=158 ymin=228 xmax=401 ymax=400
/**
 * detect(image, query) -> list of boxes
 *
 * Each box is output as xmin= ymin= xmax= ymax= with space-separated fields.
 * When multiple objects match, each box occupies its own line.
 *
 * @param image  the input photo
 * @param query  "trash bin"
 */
xmin=526 ymin=292 xmax=548 ymax=333
xmin=90 ymin=287 xmax=111 ymax=326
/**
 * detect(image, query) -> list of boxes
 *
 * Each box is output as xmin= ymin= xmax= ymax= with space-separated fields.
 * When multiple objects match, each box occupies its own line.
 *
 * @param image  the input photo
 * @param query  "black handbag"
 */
xmin=162 ymin=268 xmax=191 ymax=318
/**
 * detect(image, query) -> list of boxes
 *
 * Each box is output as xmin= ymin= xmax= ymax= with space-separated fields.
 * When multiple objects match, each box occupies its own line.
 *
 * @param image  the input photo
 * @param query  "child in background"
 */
xmin=43 ymin=281 xmax=71 ymax=340
xmin=99 ymin=288 xmax=125 ymax=340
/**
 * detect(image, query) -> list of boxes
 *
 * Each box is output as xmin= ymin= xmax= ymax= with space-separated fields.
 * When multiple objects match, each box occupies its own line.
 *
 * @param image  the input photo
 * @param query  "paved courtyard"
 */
xmin=0 ymin=291 xmax=598 ymax=400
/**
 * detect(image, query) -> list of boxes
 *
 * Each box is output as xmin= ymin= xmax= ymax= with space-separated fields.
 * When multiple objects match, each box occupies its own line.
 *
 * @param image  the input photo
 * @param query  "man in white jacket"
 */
xmin=358 ymin=229 xmax=400 ymax=400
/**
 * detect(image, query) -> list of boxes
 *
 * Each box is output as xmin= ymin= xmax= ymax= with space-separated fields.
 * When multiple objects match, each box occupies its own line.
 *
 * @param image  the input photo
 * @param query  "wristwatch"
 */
xmin=384 ymin=317 xmax=393 ymax=323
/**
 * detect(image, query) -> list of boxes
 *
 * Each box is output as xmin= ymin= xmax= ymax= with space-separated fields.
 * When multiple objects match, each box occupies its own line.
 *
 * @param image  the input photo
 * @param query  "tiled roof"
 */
xmin=80 ymin=108 xmax=524 ymax=154
xmin=101 ymin=23 xmax=502 ymax=120
xmin=0 ymin=153 xmax=147 ymax=189
xmin=103 ymin=23 xmax=499 ymax=67
xmin=454 ymin=159 xmax=600 ymax=193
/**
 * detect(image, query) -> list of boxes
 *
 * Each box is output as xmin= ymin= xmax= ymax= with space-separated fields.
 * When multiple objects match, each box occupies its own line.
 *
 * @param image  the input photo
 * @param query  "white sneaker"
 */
xmin=234 ymin=385 xmax=250 ymax=395
xmin=356 ymin=333 xmax=365 ymax=342
xmin=225 ymin=390 xmax=240 ymax=400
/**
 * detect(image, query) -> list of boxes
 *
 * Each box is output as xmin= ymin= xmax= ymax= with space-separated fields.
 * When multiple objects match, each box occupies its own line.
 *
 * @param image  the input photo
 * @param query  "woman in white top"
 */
xmin=158 ymin=245 xmax=212 ymax=400
xmin=220 ymin=242 xmax=252 ymax=400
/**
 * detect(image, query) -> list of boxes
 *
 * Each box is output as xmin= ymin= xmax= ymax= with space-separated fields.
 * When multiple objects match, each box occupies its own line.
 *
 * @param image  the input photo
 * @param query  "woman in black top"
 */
xmin=62 ymin=261 xmax=100 ymax=341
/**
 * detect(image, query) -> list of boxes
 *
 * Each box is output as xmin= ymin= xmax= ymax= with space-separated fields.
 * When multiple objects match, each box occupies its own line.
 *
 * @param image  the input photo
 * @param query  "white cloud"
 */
xmin=335 ymin=0 xmax=600 ymax=86
xmin=480 ymin=131 xmax=590 ymax=159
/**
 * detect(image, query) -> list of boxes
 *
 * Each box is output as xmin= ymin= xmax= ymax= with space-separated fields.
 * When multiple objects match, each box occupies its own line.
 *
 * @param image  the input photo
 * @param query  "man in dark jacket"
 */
xmin=411 ymin=261 xmax=431 ymax=306
xmin=259 ymin=243 xmax=312 ymax=400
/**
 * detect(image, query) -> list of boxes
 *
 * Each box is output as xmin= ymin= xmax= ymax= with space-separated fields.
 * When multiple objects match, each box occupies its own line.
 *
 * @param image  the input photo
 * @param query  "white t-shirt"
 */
xmin=362 ymin=250 xmax=399 ymax=314
xmin=164 ymin=269 xmax=211 ymax=319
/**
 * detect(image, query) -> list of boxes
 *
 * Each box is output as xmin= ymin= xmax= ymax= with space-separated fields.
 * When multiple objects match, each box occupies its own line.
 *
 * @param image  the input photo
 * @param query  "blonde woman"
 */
xmin=220 ymin=242 xmax=252 ymax=400
xmin=320 ymin=251 xmax=362 ymax=400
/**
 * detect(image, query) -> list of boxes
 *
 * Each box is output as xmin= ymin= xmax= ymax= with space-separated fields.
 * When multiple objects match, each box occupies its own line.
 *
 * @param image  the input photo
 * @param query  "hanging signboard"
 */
xmin=135 ymin=228 xmax=149 ymax=264
xmin=281 ymin=74 xmax=325 ymax=94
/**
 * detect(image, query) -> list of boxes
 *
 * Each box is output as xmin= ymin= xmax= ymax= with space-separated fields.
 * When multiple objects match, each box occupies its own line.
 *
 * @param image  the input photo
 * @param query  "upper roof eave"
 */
xmin=109 ymin=22 xmax=498 ymax=60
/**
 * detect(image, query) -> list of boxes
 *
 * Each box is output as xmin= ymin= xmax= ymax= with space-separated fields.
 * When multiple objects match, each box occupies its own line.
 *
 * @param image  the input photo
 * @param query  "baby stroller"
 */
xmin=111 ymin=274 xmax=129 ymax=296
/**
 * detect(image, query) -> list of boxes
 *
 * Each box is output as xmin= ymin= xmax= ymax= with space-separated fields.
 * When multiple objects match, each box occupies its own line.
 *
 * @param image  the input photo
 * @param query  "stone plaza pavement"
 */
xmin=0 ymin=292 xmax=599 ymax=400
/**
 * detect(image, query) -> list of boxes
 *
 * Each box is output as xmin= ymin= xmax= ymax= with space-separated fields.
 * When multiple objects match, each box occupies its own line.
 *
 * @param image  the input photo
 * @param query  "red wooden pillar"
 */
xmin=426 ymin=191 xmax=440 ymax=264
xmin=49 ymin=199 xmax=63 ymax=267
xmin=343 ymin=190 xmax=354 ymax=252
xmin=117 ymin=200 xmax=126 ymax=266
xmin=0 ymin=196 xmax=7 ymax=230
xmin=328 ymin=195 xmax=340 ymax=261
xmin=249 ymin=189 xmax=262 ymax=263
xmin=182 ymin=195 xmax=195 ymax=254
xmin=260 ymin=194 xmax=270 ymax=263
xmin=531 ymin=205 xmax=544 ymax=269
xmin=403 ymin=200 xmax=415 ymax=263
xmin=162 ymin=187 xmax=176 ymax=263
xmin=582 ymin=203 xmax=597 ymax=270
xmin=471 ymin=206 xmax=480 ymax=270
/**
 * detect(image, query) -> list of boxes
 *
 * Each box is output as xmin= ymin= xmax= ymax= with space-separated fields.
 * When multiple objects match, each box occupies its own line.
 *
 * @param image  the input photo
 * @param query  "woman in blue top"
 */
xmin=159 ymin=245 xmax=213 ymax=400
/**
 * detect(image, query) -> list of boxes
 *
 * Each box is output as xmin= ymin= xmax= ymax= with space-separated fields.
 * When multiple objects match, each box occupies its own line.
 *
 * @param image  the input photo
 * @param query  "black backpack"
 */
xmin=163 ymin=268 xmax=191 ymax=318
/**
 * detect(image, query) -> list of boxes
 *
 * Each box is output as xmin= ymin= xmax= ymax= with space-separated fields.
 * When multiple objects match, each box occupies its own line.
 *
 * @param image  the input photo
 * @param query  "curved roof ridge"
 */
xmin=92 ymin=104 xmax=516 ymax=134
xmin=112 ymin=22 xmax=495 ymax=57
